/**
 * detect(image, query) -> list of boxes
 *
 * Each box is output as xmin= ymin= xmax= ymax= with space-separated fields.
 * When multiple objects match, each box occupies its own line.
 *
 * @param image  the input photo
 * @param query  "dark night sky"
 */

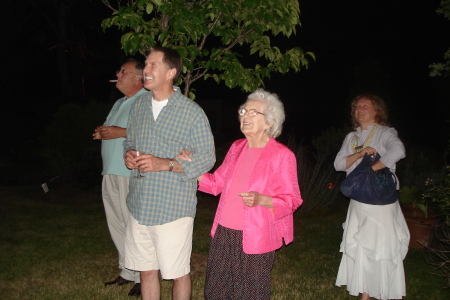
xmin=208 ymin=0 xmax=450 ymax=148
xmin=1 ymin=0 xmax=450 ymax=158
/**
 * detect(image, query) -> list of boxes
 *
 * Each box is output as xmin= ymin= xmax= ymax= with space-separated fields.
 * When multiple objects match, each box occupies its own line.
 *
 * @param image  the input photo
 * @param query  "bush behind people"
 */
xmin=286 ymin=126 xmax=349 ymax=212
xmin=39 ymin=100 xmax=112 ymax=189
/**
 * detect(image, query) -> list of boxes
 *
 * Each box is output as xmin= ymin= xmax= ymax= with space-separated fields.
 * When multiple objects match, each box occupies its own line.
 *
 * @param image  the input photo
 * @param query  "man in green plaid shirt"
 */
xmin=124 ymin=47 xmax=215 ymax=300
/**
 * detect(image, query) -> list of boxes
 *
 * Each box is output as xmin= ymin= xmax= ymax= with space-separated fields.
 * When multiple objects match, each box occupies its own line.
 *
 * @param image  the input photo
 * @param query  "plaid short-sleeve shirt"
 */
xmin=124 ymin=89 xmax=215 ymax=226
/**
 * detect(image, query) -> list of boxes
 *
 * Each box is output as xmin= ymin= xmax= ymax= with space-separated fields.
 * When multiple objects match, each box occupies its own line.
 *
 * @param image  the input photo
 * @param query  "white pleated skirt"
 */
xmin=335 ymin=200 xmax=410 ymax=299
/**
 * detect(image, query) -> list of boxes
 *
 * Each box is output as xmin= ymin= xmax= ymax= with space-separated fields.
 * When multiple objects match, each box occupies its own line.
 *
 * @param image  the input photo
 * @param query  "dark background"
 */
xmin=1 ymin=0 xmax=449 ymax=165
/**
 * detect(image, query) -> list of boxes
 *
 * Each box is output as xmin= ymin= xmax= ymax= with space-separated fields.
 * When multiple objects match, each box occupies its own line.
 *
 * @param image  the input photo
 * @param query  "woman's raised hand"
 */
xmin=360 ymin=146 xmax=378 ymax=157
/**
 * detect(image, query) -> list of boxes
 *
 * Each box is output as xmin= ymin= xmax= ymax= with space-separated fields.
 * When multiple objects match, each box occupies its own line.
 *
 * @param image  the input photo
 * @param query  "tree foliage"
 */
xmin=430 ymin=0 xmax=450 ymax=77
xmin=100 ymin=0 xmax=314 ymax=97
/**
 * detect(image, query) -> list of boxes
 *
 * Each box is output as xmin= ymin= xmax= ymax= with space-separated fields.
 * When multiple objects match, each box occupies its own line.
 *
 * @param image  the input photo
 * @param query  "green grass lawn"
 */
xmin=1 ymin=185 xmax=449 ymax=299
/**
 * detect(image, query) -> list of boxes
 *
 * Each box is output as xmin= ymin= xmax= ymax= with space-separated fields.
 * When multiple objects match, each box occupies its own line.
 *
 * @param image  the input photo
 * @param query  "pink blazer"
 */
xmin=198 ymin=138 xmax=303 ymax=254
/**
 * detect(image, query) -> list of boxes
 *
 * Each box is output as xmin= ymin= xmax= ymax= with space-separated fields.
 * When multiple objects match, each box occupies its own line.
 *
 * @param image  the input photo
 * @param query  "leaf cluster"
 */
xmin=422 ymin=166 xmax=450 ymax=217
xmin=100 ymin=0 xmax=314 ymax=96
xmin=430 ymin=49 xmax=450 ymax=77
xmin=399 ymin=185 xmax=432 ymax=218
xmin=421 ymin=137 xmax=450 ymax=217
xmin=430 ymin=0 xmax=450 ymax=77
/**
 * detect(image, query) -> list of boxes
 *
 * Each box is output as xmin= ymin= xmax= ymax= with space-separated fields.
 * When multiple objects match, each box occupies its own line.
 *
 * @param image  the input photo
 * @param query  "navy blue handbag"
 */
xmin=340 ymin=153 xmax=398 ymax=205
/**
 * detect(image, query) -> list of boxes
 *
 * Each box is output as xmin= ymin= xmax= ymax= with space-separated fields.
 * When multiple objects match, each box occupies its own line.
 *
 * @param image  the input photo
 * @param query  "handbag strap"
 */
xmin=351 ymin=124 xmax=378 ymax=153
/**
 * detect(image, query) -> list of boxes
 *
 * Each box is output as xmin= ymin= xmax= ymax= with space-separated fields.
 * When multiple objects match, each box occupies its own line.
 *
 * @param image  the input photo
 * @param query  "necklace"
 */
xmin=351 ymin=124 xmax=378 ymax=153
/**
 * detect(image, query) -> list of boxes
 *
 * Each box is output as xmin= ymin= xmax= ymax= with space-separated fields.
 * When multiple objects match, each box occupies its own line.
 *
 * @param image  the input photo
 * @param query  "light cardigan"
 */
xmin=198 ymin=138 xmax=303 ymax=254
xmin=334 ymin=124 xmax=405 ymax=189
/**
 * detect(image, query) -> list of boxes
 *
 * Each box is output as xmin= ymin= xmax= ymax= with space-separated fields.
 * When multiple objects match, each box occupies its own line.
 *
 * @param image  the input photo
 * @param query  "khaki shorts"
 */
xmin=124 ymin=214 xmax=193 ymax=279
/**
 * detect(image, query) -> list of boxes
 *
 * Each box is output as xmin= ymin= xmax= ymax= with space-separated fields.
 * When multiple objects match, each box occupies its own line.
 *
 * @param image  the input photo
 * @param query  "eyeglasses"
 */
xmin=116 ymin=69 xmax=141 ymax=76
xmin=238 ymin=108 xmax=265 ymax=117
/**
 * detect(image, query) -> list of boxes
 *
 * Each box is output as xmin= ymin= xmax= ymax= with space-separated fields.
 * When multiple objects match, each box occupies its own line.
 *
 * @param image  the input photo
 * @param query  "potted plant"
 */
xmin=399 ymin=185 xmax=439 ymax=249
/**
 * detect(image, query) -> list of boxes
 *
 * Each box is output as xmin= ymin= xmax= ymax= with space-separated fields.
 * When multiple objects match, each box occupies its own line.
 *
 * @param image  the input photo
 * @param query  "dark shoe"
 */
xmin=128 ymin=283 xmax=141 ymax=296
xmin=104 ymin=276 xmax=133 ymax=287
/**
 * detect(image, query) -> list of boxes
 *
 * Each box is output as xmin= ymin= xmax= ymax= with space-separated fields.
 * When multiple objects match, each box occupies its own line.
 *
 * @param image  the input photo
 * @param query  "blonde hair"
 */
xmin=350 ymin=94 xmax=389 ymax=129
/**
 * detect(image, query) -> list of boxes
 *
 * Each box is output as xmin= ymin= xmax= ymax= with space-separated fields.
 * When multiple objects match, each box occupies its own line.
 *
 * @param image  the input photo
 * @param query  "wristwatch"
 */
xmin=169 ymin=159 xmax=175 ymax=172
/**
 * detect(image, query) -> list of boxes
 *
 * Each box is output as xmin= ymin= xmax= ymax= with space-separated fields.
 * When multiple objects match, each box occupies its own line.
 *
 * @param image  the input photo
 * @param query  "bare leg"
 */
xmin=361 ymin=292 xmax=371 ymax=300
xmin=173 ymin=273 xmax=191 ymax=300
xmin=141 ymin=270 xmax=160 ymax=300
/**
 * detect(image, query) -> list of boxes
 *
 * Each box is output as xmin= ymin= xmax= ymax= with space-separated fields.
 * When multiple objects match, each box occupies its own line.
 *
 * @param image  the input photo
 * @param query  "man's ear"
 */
xmin=168 ymin=68 xmax=176 ymax=80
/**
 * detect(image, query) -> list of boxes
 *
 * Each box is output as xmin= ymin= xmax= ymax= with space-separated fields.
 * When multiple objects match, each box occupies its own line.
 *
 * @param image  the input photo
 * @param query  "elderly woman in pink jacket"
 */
xmin=181 ymin=89 xmax=302 ymax=299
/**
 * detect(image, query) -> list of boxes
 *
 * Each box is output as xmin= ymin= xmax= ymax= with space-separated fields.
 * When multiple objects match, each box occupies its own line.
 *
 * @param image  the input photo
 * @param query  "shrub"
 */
xmin=397 ymin=143 xmax=446 ymax=217
xmin=396 ymin=143 xmax=445 ymax=194
xmin=39 ymin=100 xmax=112 ymax=189
xmin=423 ymin=166 xmax=450 ymax=217
xmin=421 ymin=137 xmax=450 ymax=288
xmin=288 ymin=126 xmax=349 ymax=213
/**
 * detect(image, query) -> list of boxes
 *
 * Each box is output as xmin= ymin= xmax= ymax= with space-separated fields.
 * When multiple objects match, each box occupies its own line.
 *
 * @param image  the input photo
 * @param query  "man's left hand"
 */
xmin=135 ymin=154 xmax=169 ymax=173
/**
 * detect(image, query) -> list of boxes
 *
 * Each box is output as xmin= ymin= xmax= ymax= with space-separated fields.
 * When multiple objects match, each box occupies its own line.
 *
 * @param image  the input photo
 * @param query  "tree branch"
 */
xmin=187 ymin=0 xmax=208 ymax=10
xmin=195 ymin=24 xmax=254 ymax=83
xmin=183 ymin=72 xmax=192 ymax=96
xmin=226 ymin=27 xmax=254 ymax=52
xmin=199 ymin=10 xmax=223 ymax=50
xmin=210 ymin=26 xmax=254 ymax=62
xmin=190 ymin=67 xmax=209 ymax=83
xmin=161 ymin=0 xmax=171 ymax=30
xmin=101 ymin=0 xmax=118 ymax=12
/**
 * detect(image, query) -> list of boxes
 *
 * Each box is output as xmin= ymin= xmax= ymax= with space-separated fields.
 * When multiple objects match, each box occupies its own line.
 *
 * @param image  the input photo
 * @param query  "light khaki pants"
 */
xmin=102 ymin=174 xmax=140 ymax=282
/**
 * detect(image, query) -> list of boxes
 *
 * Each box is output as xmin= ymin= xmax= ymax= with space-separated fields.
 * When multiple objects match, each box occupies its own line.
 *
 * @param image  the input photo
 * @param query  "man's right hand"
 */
xmin=93 ymin=125 xmax=127 ymax=140
xmin=125 ymin=150 xmax=138 ymax=169
xmin=99 ymin=126 xmax=126 ymax=140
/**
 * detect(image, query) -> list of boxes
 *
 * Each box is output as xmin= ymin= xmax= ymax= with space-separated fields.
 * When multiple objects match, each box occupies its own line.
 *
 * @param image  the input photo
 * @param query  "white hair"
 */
xmin=241 ymin=89 xmax=285 ymax=138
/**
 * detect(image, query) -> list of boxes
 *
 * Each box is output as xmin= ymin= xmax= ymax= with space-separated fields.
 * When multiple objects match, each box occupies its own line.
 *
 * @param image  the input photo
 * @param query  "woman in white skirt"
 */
xmin=334 ymin=94 xmax=410 ymax=300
